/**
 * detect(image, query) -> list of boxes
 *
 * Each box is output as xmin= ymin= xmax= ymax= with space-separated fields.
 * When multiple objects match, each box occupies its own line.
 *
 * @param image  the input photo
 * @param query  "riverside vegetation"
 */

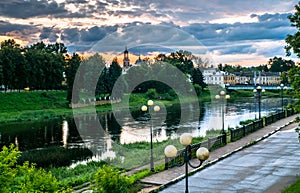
xmin=0 ymin=89 xmax=291 ymax=192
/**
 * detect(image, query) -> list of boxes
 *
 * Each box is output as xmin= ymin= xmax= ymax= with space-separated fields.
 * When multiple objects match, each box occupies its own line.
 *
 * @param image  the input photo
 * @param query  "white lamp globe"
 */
xmin=164 ymin=145 xmax=178 ymax=158
xmin=180 ymin=133 xmax=193 ymax=146
xmin=147 ymin=100 xmax=154 ymax=106
xmin=196 ymin=147 xmax=210 ymax=161
xmin=141 ymin=105 xmax=147 ymax=112
xmin=154 ymin=105 xmax=160 ymax=112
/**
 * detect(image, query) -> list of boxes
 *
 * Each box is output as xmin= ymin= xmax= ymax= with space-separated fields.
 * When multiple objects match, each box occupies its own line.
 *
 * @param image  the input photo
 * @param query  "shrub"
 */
xmin=0 ymin=144 xmax=71 ymax=193
xmin=193 ymin=84 xmax=202 ymax=96
xmin=0 ymin=144 xmax=20 ymax=193
xmin=93 ymin=165 xmax=131 ymax=193
xmin=145 ymin=88 xmax=158 ymax=99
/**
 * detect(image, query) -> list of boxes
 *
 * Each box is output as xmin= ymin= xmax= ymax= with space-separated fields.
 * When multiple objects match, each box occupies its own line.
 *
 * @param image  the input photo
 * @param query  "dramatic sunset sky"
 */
xmin=1 ymin=0 xmax=300 ymax=66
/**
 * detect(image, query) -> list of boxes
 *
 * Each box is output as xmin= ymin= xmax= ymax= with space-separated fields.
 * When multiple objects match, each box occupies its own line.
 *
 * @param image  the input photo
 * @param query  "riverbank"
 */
xmin=0 ymin=89 xmax=283 ymax=123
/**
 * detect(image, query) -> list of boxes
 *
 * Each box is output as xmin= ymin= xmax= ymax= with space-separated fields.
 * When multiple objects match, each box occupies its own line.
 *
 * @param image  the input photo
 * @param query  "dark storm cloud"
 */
xmin=80 ymin=26 xmax=118 ymax=42
xmin=0 ymin=20 xmax=37 ymax=35
xmin=61 ymin=28 xmax=80 ymax=42
xmin=182 ymin=13 xmax=295 ymax=45
xmin=39 ymin=27 xmax=60 ymax=42
xmin=0 ymin=0 xmax=67 ymax=18
xmin=216 ymin=45 xmax=257 ymax=55
xmin=61 ymin=25 xmax=118 ymax=44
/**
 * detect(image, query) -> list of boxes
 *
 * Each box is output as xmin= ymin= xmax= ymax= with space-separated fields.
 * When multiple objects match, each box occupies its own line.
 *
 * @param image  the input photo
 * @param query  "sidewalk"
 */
xmin=138 ymin=114 xmax=300 ymax=193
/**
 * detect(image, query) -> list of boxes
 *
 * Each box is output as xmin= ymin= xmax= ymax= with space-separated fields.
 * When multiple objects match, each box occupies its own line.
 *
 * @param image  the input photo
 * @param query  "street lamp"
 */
xmin=164 ymin=133 xmax=210 ymax=193
xmin=253 ymin=86 xmax=265 ymax=119
xmin=141 ymin=100 xmax=160 ymax=172
xmin=215 ymin=90 xmax=230 ymax=144
xmin=277 ymin=83 xmax=287 ymax=111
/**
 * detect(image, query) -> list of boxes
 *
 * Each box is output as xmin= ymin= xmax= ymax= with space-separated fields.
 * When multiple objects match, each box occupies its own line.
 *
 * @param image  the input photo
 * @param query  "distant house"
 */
xmin=233 ymin=71 xmax=281 ymax=85
xmin=203 ymin=68 xmax=226 ymax=87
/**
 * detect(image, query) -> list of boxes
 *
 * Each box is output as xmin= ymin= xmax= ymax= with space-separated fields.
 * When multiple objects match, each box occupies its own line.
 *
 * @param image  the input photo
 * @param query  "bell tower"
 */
xmin=123 ymin=46 xmax=130 ymax=71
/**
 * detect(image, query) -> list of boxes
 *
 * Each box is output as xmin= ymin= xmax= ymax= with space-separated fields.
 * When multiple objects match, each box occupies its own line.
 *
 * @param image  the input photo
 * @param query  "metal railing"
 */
xmin=164 ymin=108 xmax=295 ymax=170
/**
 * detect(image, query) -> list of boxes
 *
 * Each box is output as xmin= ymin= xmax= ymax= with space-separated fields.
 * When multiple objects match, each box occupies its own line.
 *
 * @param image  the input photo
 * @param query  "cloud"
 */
xmin=0 ymin=0 xmax=67 ymax=18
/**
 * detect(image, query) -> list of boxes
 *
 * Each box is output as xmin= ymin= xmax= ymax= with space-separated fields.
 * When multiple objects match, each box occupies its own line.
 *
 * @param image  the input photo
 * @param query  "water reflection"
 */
xmin=62 ymin=120 xmax=69 ymax=148
xmin=0 ymin=97 xmax=293 ymax=167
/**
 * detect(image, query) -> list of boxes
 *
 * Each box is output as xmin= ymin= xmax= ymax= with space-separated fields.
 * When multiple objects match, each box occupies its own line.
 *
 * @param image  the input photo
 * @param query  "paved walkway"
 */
xmin=138 ymin=114 xmax=300 ymax=193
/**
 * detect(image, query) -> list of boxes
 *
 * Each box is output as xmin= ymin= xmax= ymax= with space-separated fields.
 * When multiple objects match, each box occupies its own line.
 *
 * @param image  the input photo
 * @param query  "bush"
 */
xmin=0 ymin=144 xmax=71 ymax=193
xmin=193 ymin=84 xmax=202 ymax=96
xmin=145 ymin=88 xmax=158 ymax=99
xmin=0 ymin=144 xmax=20 ymax=193
xmin=93 ymin=165 xmax=131 ymax=193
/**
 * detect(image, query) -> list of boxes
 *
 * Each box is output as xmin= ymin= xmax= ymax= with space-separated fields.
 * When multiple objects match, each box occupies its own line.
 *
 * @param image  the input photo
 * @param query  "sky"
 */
xmin=0 ymin=0 xmax=300 ymax=66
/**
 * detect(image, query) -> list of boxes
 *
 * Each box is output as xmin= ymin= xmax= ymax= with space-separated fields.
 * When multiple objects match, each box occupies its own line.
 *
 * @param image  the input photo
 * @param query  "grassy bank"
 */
xmin=0 ymin=89 xmax=286 ymax=123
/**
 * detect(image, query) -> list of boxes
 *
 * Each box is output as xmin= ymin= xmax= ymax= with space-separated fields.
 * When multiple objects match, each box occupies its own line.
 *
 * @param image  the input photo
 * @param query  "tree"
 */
xmin=267 ymin=57 xmax=295 ymax=72
xmin=0 ymin=39 xmax=26 ymax=91
xmin=24 ymin=42 xmax=67 ymax=90
xmin=190 ymin=68 xmax=206 ymax=90
xmin=287 ymin=66 xmax=300 ymax=112
xmin=286 ymin=2 xmax=300 ymax=57
xmin=105 ymin=57 xmax=122 ymax=95
xmin=66 ymin=53 xmax=81 ymax=102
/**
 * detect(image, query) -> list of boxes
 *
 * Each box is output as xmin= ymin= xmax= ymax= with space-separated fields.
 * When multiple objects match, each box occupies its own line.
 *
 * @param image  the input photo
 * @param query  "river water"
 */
xmin=0 ymin=97 xmax=290 ymax=167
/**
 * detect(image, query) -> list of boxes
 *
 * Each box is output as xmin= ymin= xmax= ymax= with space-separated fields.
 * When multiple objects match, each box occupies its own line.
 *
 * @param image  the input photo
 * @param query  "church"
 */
xmin=122 ymin=46 xmax=143 ymax=72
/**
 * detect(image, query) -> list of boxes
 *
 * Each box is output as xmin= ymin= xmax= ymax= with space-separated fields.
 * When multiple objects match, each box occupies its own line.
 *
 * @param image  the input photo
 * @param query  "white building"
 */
xmin=203 ymin=68 xmax=226 ymax=87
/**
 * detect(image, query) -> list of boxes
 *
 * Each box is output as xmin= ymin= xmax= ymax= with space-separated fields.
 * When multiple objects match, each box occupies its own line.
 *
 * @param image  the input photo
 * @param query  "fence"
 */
xmin=230 ymin=109 xmax=294 ymax=142
xmin=164 ymin=108 xmax=295 ymax=170
xmin=164 ymin=135 xmax=224 ymax=170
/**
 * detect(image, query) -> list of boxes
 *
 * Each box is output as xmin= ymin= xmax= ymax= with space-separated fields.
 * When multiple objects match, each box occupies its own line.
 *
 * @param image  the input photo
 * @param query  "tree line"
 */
xmin=0 ymin=39 xmax=207 ymax=103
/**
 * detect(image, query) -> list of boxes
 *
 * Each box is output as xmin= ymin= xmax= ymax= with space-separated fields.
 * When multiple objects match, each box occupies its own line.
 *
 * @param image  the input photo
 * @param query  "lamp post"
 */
xmin=215 ymin=90 xmax=230 ymax=145
xmin=277 ymin=83 xmax=287 ymax=111
xmin=164 ymin=133 xmax=210 ymax=193
xmin=253 ymin=86 xmax=265 ymax=119
xmin=141 ymin=100 xmax=160 ymax=172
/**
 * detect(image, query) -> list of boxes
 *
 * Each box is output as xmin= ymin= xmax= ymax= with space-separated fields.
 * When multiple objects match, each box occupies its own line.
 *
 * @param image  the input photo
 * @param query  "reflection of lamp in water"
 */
xmin=277 ymin=83 xmax=287 ymax=111
xmin=253 ymin=86 xmax=265 ymax=119
xmin=141 ymin=99 xmax=160 ymax=172
xmin=215 ymin=90 xmax=230 ymax=145
xmin=62 ymin=120 xmax=69 ymax=148
xmin=15 ymin=136 xmax=19 ymax=148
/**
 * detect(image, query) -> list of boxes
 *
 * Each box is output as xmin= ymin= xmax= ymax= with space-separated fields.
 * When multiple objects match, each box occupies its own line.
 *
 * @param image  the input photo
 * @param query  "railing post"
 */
xmin=230 ymin=128 xmax=234 ymax=142
xmin=243 ymin=125 xmax=246 ymax=137
xmin=165 ymin=156 xmax=169 ymax=170
xmin=208 ymin=137 xmax=211 ymax=150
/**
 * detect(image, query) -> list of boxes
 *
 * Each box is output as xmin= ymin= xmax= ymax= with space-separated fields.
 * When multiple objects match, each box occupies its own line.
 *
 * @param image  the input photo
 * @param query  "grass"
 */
xmin=281 ymin=178 xmax=300 ymax=193
xmin=0 ymin=91 xmax=71 ymax=123
xmin=49 ymin=161 xmax=106 ymax=188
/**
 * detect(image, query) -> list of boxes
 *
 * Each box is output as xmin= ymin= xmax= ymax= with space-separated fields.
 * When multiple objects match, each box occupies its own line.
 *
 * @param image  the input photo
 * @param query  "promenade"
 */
xmin=138 ymin=114 xmax=300 ymax=193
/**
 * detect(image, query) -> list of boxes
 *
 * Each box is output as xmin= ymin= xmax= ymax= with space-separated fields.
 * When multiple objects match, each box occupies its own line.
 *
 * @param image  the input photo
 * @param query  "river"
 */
xmin=0 ymin=97 xmax=290 ymax=168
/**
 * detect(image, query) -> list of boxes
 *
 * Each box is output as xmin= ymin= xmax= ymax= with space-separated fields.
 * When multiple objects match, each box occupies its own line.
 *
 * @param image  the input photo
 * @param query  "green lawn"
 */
xmin=282 ymin=178 xmax=300 ymax=193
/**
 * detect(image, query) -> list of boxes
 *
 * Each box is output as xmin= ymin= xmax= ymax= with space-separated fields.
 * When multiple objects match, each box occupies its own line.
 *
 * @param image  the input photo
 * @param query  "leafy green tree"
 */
xmin=267 ymin=57 xmax=295 ymax=72
xmin=0 ymin=65 xmax=3 ymax=86
xmin=80 ymin=53 xmax=106 ymax=94
xmin=166 ymin=50 xmax=194 ymax=74
xmin=287 ymin=66 xmax=300 ymax=112
xmin=0 ymin=39 xmax=26 ymax=91
xmin=107 ymin=57 xmax=122 ymax=94
xmin=66 ymin=53 xmax=81 ymax=102
xmin=190 ymin=68 xmax=206 ymax=90
xmin=286 ymin=2 xmax=300 ymax=57
xmin=24 ymin=42 xmax=67 ymax=90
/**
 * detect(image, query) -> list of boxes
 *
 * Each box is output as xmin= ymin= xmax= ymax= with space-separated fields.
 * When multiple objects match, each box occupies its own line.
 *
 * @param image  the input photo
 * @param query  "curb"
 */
xmin=150 ymin=118 xmax=297 ymax=193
